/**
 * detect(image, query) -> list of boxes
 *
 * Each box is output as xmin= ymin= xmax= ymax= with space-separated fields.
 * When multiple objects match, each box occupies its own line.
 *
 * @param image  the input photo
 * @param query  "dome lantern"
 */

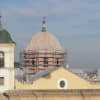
xmin=41 ymin=16 xmax=46 ymax=32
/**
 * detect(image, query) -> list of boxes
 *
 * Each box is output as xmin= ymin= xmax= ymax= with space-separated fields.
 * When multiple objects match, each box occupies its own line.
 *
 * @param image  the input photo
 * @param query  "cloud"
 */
xmin=1 ymin=0 xmax=100 ymax=19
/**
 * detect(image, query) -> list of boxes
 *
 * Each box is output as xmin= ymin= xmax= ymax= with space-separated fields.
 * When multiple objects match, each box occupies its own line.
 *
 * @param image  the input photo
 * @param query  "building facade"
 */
xmin=15 ymin=17 xmax=100 ymax=90
xmin=0 ymin=16 xmax=15 ymax=92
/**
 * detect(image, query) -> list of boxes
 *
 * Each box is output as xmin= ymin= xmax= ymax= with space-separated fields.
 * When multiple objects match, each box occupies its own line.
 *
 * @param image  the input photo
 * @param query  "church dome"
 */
xmin=26 ymin=31 xmax=64 ymax=52
xmin=23 ymin=17 xmax=66 ymax=74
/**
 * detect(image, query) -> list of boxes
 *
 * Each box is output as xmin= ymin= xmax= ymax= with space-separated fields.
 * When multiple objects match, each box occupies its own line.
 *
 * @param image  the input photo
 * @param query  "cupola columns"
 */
xmin=41 ymin=16 xmax=46 ymax=32
xmin=0 ymin=15 xmax=3 ymax=31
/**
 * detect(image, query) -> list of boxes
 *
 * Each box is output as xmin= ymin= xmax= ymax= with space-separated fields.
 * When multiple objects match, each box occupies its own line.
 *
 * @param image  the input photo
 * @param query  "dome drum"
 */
xmin=22 ymin=50 xmax=66 ymax=74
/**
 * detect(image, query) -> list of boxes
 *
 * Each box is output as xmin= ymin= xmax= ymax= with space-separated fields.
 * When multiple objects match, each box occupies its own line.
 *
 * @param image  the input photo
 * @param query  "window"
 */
xmin=44 ymin=57 xmax=48 ymax=67
xmin=0 ymin=77 xmax=4 ymax=85
xmin=57 ymin=78 xmax=68 ymax=89
xmin=60 ymin=80 xmax=65 ymax=88
xmin=32 ymin=58 xmax=36 ymax=67
xmin=0 ymin=51 xmax=4 ymax=68
xmin=56 ymin=58 xmax=59 ymax=67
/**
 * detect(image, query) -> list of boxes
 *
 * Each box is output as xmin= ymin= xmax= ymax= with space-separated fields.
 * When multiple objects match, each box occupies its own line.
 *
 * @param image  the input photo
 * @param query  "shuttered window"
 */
xmin=0 ymin=51 xmax=4 ymax=68
xmin=44 ymin=57 xmax=48 ymax=67
xmin=0 ymin=77 xmax=4 ymax=85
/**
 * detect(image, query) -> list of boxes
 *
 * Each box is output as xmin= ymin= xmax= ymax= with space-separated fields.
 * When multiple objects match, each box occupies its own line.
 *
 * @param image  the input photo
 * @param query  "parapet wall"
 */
xmin=1 ymin=89 xmax=100 ymax=100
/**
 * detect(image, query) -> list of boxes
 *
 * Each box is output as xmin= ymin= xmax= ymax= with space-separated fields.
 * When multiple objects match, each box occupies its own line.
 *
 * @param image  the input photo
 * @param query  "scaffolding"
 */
xmin=20 ymin=49 xmax=67 ymax=74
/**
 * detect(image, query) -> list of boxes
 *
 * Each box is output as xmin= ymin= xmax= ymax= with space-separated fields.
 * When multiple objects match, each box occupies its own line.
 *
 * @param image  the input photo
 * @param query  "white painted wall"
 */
xmin=0 ymin=45 xmax=15 ymax=93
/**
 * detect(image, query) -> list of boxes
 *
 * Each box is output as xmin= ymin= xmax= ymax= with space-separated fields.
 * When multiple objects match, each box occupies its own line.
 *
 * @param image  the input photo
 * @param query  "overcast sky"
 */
xmin=0 ymin=0 xmax=100 ymax=69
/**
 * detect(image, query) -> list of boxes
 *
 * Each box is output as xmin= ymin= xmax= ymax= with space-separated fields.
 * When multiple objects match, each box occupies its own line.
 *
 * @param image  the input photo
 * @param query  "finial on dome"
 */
xmin=0 ymin=15 xmax=3 ymax=31
xmin=41 ymin=16 xmax=46 ymax=32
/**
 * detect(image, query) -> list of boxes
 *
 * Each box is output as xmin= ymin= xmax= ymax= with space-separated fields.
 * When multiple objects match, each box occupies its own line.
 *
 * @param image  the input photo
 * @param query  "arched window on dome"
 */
xmin=0 ymin=51 xmax=4 ymax=68
xmin=44 ymin=57 xmax=48 ymax=67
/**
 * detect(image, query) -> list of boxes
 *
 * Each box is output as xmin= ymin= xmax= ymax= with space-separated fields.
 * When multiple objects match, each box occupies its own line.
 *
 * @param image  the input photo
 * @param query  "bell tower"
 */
xmin=0 ymin=16 xmax=15 ymax=92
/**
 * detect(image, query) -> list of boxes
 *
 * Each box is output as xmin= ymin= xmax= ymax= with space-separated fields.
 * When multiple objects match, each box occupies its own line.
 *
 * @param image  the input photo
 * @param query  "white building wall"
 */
xmin=0 ymin=69 xmax=9 ymax=91
xmin=0 ymin=45 xmax=15 ymax=93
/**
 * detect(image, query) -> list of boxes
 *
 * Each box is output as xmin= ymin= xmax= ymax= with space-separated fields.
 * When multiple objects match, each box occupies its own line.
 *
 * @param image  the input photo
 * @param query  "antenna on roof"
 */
xmin=0 ymin=14 xmax=3 ymax=31
xmin=41 ymin=16 xmax=46 ymax=32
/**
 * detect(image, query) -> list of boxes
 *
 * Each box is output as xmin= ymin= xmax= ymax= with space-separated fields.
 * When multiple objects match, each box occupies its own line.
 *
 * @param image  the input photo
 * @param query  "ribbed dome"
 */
xmin=26 ymin=32 xmax=64 ymax=52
